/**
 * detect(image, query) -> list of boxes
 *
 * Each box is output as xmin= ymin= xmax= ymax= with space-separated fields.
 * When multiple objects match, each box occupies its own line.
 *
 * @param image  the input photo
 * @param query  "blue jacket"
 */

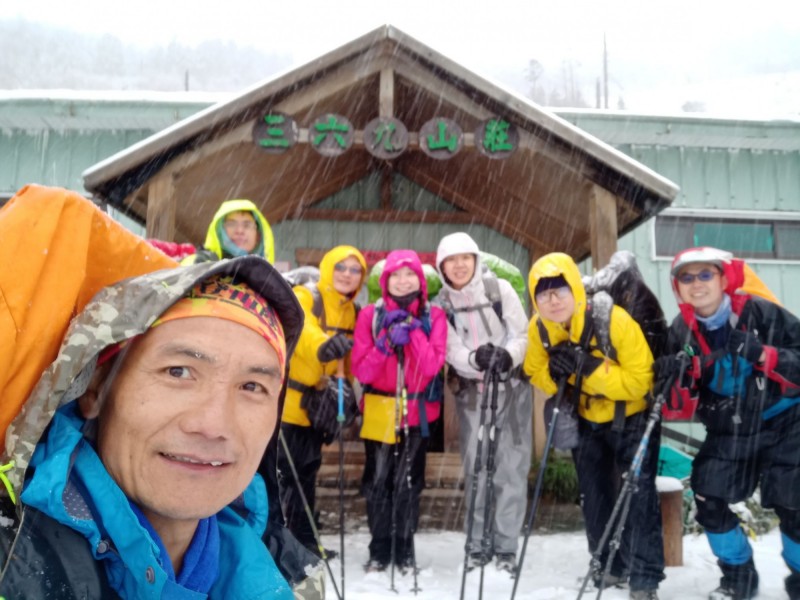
xmin=4 ymin=404 xmax=293 ymax=600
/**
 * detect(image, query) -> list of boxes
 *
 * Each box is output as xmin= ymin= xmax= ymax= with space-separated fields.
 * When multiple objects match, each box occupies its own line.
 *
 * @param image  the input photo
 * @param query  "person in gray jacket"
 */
xmin=434 ymin=232 xmax=531 ymax=574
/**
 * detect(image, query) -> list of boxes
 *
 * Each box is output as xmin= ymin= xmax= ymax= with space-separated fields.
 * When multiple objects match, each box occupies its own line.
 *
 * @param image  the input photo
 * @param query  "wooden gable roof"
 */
xmin=83 ymin=25 xmax=678 ymax=265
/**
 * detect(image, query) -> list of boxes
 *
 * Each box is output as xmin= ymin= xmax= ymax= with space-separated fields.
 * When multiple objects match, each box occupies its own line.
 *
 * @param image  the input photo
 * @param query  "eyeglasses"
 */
xmin=535 ymin=286 xmax=571 ymax=305
xmin=334 ymin=263 xmax=363 ymax=276
xmin=223 ymin=219 xmax=257 ymax=232
xmin=677 ymin=269 xmax=719 ymax=285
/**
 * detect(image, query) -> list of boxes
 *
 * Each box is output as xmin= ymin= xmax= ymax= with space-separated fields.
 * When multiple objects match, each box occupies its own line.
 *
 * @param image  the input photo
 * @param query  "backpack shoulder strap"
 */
xmin=483 ymin=274 xmax=503 ymax=321
xmin=371 ymin=299 xmax=385 ymax=340
xmin=589 ymin=290 xmax=616 ymax=362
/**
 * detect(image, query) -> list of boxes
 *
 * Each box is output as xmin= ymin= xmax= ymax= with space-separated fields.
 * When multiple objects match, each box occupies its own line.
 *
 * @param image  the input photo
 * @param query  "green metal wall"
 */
xmin=556 ymin=111 xmax=800 ymax=319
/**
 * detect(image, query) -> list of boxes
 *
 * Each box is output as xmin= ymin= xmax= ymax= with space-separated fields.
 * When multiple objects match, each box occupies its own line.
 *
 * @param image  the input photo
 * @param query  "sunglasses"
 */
xmin=334 ymin=263 xmax=363 ymax=276
xmin=535 ymin=286 xmax=571 ymax=304
xmin=677 ymin=269 xmax=719 ymax=284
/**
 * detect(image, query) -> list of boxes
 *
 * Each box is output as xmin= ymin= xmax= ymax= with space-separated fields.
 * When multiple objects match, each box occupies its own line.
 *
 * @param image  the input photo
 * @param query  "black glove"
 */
xmin=474 ymin=343 xmax=514 ymax=373
xmin=727 ymin=329 xmax=764 ymax=364
xmin=549 ymin=344 xmax=603 ymax=381
xmin=653 ymin=354 xmax=683 ymax=381
xmin=317 ymin=333 xmax=353 ymax=363
xmin=548 ymin=344 xmax=578 ymax=381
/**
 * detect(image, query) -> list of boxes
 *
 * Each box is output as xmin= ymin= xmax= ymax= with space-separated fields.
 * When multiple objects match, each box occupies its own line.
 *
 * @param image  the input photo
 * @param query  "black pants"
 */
xmin=574 ymin=411 xmax=665 ymax=590
xmin=361 ymin=428 xmax=428 ymax=564
xmin=277 ymin=423 xmax=323 ymax=552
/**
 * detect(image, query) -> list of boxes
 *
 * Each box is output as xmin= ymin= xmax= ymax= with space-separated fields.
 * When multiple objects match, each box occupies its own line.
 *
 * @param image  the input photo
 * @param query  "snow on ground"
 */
xmin=320 ymin=528 xmax=789 ymax=599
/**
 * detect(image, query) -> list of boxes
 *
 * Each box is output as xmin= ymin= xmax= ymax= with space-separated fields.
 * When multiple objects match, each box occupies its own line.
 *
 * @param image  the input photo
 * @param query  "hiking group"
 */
xmin=0 ymin=185 xmax=798 ymax=600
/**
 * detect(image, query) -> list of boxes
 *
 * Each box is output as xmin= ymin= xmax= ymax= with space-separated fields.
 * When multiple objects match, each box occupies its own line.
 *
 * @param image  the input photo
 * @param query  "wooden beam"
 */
xmin=380 ymin=167 xmax=393 ymax=210
xmin=295 ymin=248 xmax=327 ymax=267
xmin=300 ymin=208 xmax=477 ymax=224
xmin=379 ymin=68 xmax=394 ymax=117
xmin=588 ymin=183 xmax=618 ymax=270
xmin=145 ymin=172 xmax=177 ymax=240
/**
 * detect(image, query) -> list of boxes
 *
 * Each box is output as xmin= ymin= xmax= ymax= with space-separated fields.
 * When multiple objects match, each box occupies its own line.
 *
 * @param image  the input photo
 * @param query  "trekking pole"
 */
xmin=278 ymin=429 xmax=343 ymax=600
xmin=512 ymin=345 xmax=590 ymax=600
xmin=336 ymin=359 xmax=346 ymax=600
xmin=389 ymin=349 xmax=403 ymax=594
xmin=509 ymin=376 xmax=567 ymax=600
xmin=575 ymin=358 xmax=685 ymax=600
xmin=477 ymin=369 xmax=501 ymax=599
xmin=397 ymin=347 xmax=422 ymax=594
xmin=459 ymin=370 xmax=493 ymax=600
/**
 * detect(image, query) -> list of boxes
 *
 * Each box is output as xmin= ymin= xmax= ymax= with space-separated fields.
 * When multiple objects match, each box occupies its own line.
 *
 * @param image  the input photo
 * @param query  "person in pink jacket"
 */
xmin=351 ymin=250 xmax=448 ymax=573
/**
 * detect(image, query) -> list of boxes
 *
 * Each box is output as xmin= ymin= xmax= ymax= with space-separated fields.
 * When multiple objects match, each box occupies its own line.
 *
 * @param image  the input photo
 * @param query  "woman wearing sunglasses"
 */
xmin=656 ymin=246 xmax=800 ymax=600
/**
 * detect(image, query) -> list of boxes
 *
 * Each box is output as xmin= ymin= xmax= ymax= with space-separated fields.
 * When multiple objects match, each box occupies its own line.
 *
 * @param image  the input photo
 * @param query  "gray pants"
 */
xmin=456 ymin=377 xmax=533 ymax=555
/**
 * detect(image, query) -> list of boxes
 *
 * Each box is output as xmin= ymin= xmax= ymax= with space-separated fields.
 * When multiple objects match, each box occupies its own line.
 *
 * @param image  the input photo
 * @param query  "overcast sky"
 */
xmin=5 ymin=0 xmax=800 ymax=116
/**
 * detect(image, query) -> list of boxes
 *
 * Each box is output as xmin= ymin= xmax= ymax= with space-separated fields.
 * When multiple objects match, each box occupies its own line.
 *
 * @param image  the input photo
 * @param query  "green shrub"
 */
xmin=529 ymin=451 xmax=579 ymax=503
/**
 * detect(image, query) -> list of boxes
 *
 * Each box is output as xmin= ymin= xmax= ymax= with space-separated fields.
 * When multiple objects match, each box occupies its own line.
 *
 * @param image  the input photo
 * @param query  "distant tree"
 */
xmin=525 ymin=59 xmax=547 ymax=104
xmin=682 ymin=100 xmax=707 ymax=112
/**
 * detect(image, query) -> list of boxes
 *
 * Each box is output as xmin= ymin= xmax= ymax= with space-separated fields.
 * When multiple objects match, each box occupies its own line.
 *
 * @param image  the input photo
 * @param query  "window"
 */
xmin=655 ymin=215 xmax=800 ymax=260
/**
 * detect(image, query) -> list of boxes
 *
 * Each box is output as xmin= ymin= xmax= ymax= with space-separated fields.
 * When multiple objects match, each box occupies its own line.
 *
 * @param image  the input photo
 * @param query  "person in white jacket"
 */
xmin=434 ymin=232 xmax=531 ymax=575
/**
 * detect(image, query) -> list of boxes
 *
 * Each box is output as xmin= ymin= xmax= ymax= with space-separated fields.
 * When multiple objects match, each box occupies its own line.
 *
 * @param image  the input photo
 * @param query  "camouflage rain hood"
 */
xmin=3 ymin=256 xmax=303 ymax=496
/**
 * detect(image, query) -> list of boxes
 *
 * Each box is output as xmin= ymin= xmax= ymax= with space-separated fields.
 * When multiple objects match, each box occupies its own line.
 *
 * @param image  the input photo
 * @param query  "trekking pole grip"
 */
xmin=336 ymin=359 xmax=345 ymax=423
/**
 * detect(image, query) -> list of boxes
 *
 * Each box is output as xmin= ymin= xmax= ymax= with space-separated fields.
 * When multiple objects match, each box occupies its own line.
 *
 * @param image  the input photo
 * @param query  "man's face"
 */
xmin=223 ymin=211 xmax=259 ymax=253
xmin=441 ymin=253 xmax=476 ymax=290
xmin=536 ymin=286 xmax=575 ymax=325
xmin=676 ymin=262 xmax=727 ymax=317
xmin=92 ymin=317 xmax=282 ymax=526
xmin=332 ymin=256 xmax=363 ymax=296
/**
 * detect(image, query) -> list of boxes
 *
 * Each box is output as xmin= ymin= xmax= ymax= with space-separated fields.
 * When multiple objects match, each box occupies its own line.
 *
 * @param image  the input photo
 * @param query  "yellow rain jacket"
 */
xmin=183 ymin=199 xmax=275 ymax=264
xmin=281 ymin=246 xmax=366 ymax=426
xmin=524 ymin=253 xmax=653 ymax=424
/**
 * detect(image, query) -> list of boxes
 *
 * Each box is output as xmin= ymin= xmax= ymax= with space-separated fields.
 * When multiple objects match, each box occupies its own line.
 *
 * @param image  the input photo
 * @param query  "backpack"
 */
xmin=582 ymin=250 xmax=668 ymax=362
xmin=370 ymin=298 xmax=444 ymax=438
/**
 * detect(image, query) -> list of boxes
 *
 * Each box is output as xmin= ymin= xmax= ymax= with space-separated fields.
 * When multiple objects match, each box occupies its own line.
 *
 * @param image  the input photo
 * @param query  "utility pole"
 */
xmin=603 ymin=33 xmax=609 ymax=109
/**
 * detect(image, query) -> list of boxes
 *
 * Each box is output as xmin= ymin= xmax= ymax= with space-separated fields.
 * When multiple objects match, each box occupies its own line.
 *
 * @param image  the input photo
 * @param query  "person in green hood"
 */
xmin=183 ymin=199 xmax=276 ymax=265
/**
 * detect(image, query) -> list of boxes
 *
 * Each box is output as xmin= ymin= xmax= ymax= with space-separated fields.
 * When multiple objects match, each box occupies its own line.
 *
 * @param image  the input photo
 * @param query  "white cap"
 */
xmin=670 ymin=247 xmax=732 ymax=276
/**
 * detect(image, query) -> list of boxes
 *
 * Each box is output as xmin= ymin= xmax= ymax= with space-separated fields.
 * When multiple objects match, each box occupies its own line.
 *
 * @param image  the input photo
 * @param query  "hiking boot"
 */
xmin=787 ymin=566 xmax=800 ymax=600
xmin=593 ymin=572 xmax=627 ymax=590
xmin=709 ymin=559 xmax=758 ymax=599
xmin=363 ymin=557 xmax=388 ymax=573
xmin=630 ymin=590 xmax=659 ymax=600
xmin=466 ymin=553 xmax=490 ymax=572
xmin=495 ymin=553 xmax=517 ymax=575
xmin=708 ymin=586 xmax=757 ymax=600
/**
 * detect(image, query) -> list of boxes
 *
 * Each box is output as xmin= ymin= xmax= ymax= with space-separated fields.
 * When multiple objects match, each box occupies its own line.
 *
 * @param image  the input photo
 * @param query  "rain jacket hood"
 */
xmin=0 ymin=185 xmax=177 ymax=450
xmin=435 ymin=232 xmax=481 ymax=290
xmin=1 ymin=256 xmax=303 ymax=599
xmin=204 ymin=199 xmax=275 ymax=263
xmin=529 ymin=252 xmax=589 ymax=344
xmin=380 ymin=249 xmax=428 ymax=305
xmin=282 ymin=245 xmax=366 ymax=426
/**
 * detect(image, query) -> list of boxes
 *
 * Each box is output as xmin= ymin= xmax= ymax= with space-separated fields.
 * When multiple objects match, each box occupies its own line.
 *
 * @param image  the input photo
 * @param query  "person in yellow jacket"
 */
xmin=524 ymin=252 xmax=665 ymax=600
xmin=182 ymin=199 xmax=275 ymax=264
xmin=277 ymin=245 xmax=367 ymax=555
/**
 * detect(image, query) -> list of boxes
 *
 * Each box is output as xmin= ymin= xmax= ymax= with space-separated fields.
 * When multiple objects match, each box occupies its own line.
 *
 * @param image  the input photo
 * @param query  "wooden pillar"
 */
xmin=660 ymin=487 xmax=684 ymax=566
xmin=145 ymin=173 xmax=177 ymax=241
xmin=588 ymin=184 xmax=618 ymax=271
xmin=443 ymin=366 xmax=460 ymax=453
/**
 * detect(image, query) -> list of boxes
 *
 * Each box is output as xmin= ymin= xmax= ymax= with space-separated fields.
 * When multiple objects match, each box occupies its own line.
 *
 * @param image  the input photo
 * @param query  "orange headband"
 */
xmin=151 ymin=276 xmax=287 ymax=373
